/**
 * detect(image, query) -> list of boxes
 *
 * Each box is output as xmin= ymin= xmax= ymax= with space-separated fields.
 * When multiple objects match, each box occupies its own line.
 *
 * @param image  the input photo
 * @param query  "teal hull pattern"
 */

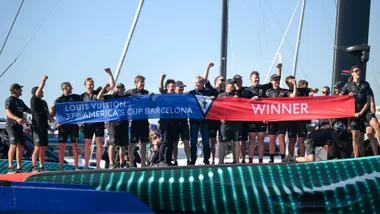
xmin=0 ymin=160 xmax=82 ymax=174
xmin=24 ymin=156 xmax=380 ymax=213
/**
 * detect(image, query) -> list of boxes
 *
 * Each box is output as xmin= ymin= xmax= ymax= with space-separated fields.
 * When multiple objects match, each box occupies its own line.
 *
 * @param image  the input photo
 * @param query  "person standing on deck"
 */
xmin=81 ymin=68 xmax=115 ymax=169
xmin=30 ymin=75 xmax=55 ymax=172
xmin=5 ymin=83 xmax=32 ymax=174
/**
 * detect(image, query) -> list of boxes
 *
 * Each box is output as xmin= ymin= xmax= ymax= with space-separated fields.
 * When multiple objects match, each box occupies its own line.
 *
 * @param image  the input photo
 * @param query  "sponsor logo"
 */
xmin=194 ymin=95 xmax=213 ymax=116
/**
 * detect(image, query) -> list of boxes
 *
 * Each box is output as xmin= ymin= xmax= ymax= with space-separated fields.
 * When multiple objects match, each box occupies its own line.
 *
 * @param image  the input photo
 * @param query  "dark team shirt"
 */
xmin=81 ymin=88 xmax=102 ymax=102
xmin=242 ymin=83 xmax=272 ymax=98
xmin=341 ymin=81 xmax=371 ymax=112
xmin=235 ymin=86 xmax=246 ymax=97
xmin=54 ymin=94 xmax=83 ymax=128
xmin=125 ymin=88 xmax=149 ymax=124
xmin=104 ymin=94 xmax=129 ymax=133
xmin=30 ymin=95 xmax=49 ymax=127
xmin=308 ymin=128 xmax=343 ymax=147
xmin=297 ymin=88 xmax=311 ymax=97
xmin=205 ymin=81 xmax=225 ymax=97
xmin=5 ymin=96 xmax=30 ymax=126
xmin=266 ymin=87 xmax=292 ymax=98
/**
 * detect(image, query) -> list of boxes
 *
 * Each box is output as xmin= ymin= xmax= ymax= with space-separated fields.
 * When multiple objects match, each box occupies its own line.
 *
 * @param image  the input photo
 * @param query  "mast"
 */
xmin=331 ymin=0 xmax=371 ymax=86
xmin=264 ymin=0 xmax=301 ymax=83
xmin=220 ymin=0 xmax=229 ymax=78
xmin=292 ymin=0 xmax=306 ymax=77
xmin=113 ymin=0 xmax=145 ymax=83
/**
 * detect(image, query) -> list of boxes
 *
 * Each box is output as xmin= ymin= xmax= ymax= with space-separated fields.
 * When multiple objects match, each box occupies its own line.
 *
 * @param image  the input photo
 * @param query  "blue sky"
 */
xmin=1 ymin=0 xmax=379 ymax=119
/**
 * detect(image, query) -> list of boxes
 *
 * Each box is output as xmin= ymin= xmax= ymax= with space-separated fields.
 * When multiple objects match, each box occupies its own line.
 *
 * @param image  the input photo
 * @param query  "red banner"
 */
xmin=205 ymin=95 xmax=355 ymax=122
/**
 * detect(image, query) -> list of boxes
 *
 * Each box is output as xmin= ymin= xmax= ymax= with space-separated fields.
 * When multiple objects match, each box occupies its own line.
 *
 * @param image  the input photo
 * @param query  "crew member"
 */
xmin=203 ymin=62 xmax=225 ymax=165
xmin=5 ymin=83 xmax=31 ymax=174
xmin=266 ymin=74 xmax=296 ymax=162
xmin=126 ymin=75 xmax=152 ymax=167
xmin=283 ymin=121 xmax=351 ymax=163
xmin=218 ymin=79 xmax=241 ymax=164
xmin=232 ymin=74 xmax=247 ymax=163
xmin=158 ymin=79 xmax=178 ymax=166
xmin=82 ymin=68 xmax=115 ymax=169
xmin=189 ymin=76 xmax=215 ymax=165
xmin=30 ymin=75 xmax=55 ymax=172
xmin=97 ymin=83 xmax=129 ymax=168
xmin=51 ymin=82 xmax=82 ymax=170
xmin=341 ymin=65 xmax=380 ymax=158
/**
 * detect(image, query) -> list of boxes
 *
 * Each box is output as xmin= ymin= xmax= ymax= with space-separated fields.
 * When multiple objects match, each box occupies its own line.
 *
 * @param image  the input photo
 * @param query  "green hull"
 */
xmin=12 ymin=156 xmax=380 ymax=213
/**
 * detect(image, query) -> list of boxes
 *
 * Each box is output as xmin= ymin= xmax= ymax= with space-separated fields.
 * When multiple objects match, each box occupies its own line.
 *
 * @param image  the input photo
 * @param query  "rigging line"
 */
xmin=320 ymin=0 xmax=334 ymax=42
xmin=264 ymin=0 xmax=296 ymax=55
xmin=0 ymin=0 xmax=60 ymax=79
xmin=370 ymin=60 xmax=380 ymax=97
xmin=0 ymin=0 xmax=25 ymax=57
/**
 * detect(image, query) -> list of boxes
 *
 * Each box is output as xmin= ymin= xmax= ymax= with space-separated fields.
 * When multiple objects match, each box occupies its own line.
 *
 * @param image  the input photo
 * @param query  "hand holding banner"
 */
xmin=54 ymin=94 xmax=355 ymax=124
xmin=206 ymin=95 xmax=355 ymax=122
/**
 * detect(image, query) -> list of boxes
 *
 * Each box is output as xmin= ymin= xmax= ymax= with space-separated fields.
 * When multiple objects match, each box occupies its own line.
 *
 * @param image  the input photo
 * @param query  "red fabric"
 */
xmin=205 ymin=95 xmax=355 ymax=122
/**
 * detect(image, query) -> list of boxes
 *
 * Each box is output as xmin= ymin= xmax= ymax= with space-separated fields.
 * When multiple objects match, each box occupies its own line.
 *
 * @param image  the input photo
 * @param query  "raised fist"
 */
xmin=104 ymin=68 xmax=112 ymax=73
xmin=42 ymin=75 xmax=48 ymax=81
xmin=161 ymin=74 xmax=166 ymax=79
xmin=208 ymin=62 xmax=214 ymax=68
xmin=276 ymin=63 xmax=282 ymax=69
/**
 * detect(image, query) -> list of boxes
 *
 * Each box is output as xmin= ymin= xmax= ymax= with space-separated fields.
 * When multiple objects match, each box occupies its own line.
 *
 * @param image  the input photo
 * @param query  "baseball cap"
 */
xmin=233 ymin=74 xmax=242 ymax=81
xmin=116 ymin=83 xmax=125 ymax=88
xmin=31 ymin=86 xmax=39 ymax=95
xmin=334 ymin=81 xmax=344 ymax=89
xmin=175 ymin=81 xmax=186 ymax=87
xmin=225 ymin=79 xmax=234 ymax=85
xmin=10 ymin=83 xmax=23 ymax=91
xmin=270 ymin=74 xmax=281 ymax=81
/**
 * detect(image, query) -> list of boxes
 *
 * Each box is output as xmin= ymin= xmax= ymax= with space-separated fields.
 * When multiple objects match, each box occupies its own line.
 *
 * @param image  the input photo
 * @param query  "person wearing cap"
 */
xmin=188 ymin=75 xmax=215 ymax=165
xmin=5 ymin=83 xmax=32 ymax=173
xmin=340 ymin=65 xmax=380 ymax=158
xmin=30 ymin=75 xmax=55 ymax=172
xmin=284 ymin=75 xmax=317 ymax=158
xmin=81 ymin=68 xmax=115 ymax=169
xmin=283 ymin=121 xmax=351 ymax=163
xmin=172 ymin=80 xmax=191 ymax=165
xmin=217 ymin=79 xmax=241 ymax=164
xmin=266 ymin=72 xmax=297 ymax=163
xmin=242 ymin=65 xmax=282 ymax=164
xmin=125 ymin=75 xmax=153 ymax=167
xmin=51 ymin=81 xmax=83 ymax=170
xmin=333 ymin=81 xmax=345 ymax=95
xmin=230 ymin=74 xmax=249 ymax=163
xmin=97 ymin=82 xmax=130 ymax=168
xmin=202 ymin=62 xmax=225 ymax=165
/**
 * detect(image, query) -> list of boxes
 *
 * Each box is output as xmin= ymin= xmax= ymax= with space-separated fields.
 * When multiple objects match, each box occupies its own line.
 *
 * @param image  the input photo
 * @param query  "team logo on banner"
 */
xmin=194 ymin=95 xmax=214 ymax=116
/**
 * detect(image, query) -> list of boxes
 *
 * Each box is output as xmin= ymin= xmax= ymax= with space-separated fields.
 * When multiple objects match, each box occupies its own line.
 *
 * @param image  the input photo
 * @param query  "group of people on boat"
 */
xmin=4 ymin=62 xmax=380 ymax=173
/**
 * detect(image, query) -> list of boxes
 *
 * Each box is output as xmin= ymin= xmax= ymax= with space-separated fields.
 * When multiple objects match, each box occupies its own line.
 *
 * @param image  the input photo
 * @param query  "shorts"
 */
xmin=288 ymin=121 xmax=307 ymax=138
xmin=32 ymin=125 xmax=48 ymax=147
xmin=131 ymin=120 xmax=149 ymax=143
xmin=174 ymin=120 xmax=190 ymax=141
xmin=6 ymin=124 xmax=25 ymax=146
xmin=246 ymin=122 xmax=267 ymax=133
xmin=208 ymin=120 xmax=221 ymax=138
xmin=109 ymin=122 xmax=129 ymax=147
xmin=58 ymin=125 xmax=79 ymax=143
xmin=220 ymin=122 xmax=242 ymax=142
xmin=268 ymin=122 xmax=287 ymax=135
xmin=84 ymin=122 xmax=105 ymax=139
xmin=350 ymin=111 xmax=377 ymax=132
xmin=240 ymin=121 xmax=248 ymax=141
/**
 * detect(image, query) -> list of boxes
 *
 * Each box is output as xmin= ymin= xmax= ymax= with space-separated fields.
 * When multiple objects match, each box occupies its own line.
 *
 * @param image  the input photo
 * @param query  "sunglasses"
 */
xmin=322 ymin=91 xmax=330 ymax=94
xmin=219 ymin=79 xmax=225 ymax=82
xmin=352 ymin=69 xmax=360 ymax=73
